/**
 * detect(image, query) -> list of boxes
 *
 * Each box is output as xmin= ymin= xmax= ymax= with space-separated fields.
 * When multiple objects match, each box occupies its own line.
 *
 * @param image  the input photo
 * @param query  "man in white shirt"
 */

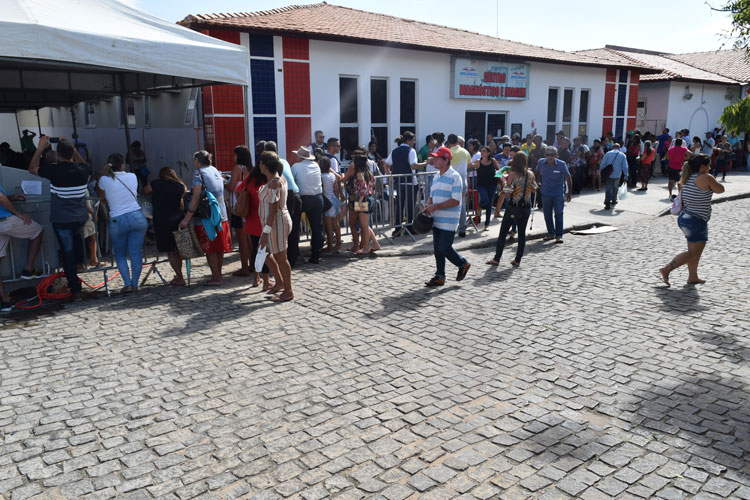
xmin=291 ymin=146 xmax=324 ymax=264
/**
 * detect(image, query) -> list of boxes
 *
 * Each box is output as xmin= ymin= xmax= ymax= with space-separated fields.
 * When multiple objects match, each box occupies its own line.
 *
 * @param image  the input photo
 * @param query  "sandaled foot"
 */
xmin=271 ymin=292 xmax=294 ymax=303
xmin=266 ymin=286 xmax=283 ymax=294
xmin=251 ymin=280 xmax=261 ymax=288
xmin=345 ymin=246 xmax=358 ymax=253
xmin=170 ymin=278 xmax=186 ymax=287
xmin=687 ymin=278 xmax=706 ymax=285
xmin=510 ymin=260 xmax=520 ymax=267
xmin=204 ymin=280 xmax=222 ymax=286
xmin=486 ymin=259 xmax=499 ymax=266
xmin=232 ymin=269 xmax=251 ymax=277
xmin=659 ymin=268 xmax=671 ymax=287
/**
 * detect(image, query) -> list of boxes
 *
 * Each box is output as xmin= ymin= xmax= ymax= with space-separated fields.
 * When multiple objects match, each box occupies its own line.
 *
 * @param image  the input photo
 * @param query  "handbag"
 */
xmin=232 ymin=168 xmax=250 ymax=217
xmin=183 ymin=170 xmax=211 ymax=219
xmin=670 ymin=191 xmax=682 ymax=215
xmin=173 ymin=227 xmax=204 ymax=259
xmin=323 ymin=195 xmax=333 ymax=212
xmin=353 ymin=200 xmax=369 ymax=212
xmin=504 ymin=173 xmax=529 ymax=220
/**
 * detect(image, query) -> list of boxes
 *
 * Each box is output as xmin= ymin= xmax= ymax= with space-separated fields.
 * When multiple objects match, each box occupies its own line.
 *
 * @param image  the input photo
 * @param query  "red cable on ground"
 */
xmin=15 ymin=269 xmax=125 ymax=310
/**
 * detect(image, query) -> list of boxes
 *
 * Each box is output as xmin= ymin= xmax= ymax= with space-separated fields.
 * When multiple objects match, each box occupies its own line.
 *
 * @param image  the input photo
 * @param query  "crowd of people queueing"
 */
xmin=0 ymin=123 xmax=735 ymax=310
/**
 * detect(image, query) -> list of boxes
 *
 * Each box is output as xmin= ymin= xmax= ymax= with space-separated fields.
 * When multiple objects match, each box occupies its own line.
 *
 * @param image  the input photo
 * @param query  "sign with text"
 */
xmin=451 ymin=57 xmax=530 ymax=100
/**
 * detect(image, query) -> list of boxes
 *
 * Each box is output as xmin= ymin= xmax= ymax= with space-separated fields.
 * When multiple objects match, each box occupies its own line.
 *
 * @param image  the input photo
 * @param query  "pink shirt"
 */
xmin=667 ymin=146 xmax=688 ymax=170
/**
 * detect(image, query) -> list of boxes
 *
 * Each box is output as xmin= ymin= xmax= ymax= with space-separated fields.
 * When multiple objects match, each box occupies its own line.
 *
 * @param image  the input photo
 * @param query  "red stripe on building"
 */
xmin=603 ymin=83 xmax=615 ymax=116
xmin=283 ymin=62 xmax=311 ymax=115
xmin=283 ymin=38 xmax=311 ymax=161
xmin=606 ymin=68 xmax=617 ymax=82
xmin=286 ymin=117 xmax=312 ymax=161
xmin=202 ymin=30 xmax=246 ymax=171
xmin=602 ymin=118 xmax=613 ymax=136
xmin=283 ymin=37 xmax=309 ymax=60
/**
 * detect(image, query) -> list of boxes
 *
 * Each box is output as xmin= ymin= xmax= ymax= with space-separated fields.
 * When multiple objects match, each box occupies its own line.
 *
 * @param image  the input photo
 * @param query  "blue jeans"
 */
xmin=52 ymin=221 xmax=86 ymax=294
xmin=542 ymin=194 xmax=565 ymax=239
xmin=109 ymin=210 xmax=148 ymax=288
xmin=432 ymin=227 xmax=467 ymax=280
xmin=476 ymin=184 xmax=496 ymax=225
xmin=604 ymin=178 xmax=618 ymax=206
xmin=494 ymin=205 xmax=531 ymax=263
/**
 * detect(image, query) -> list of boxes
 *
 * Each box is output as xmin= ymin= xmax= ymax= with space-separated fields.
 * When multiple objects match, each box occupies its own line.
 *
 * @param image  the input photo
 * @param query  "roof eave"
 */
xmin=182 ymin=21 xmax=653 ymax=72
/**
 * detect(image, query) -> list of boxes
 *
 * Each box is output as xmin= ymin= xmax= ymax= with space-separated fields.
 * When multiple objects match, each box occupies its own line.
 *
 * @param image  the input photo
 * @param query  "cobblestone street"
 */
xmin=1 ymin=198 xmax=750 ymax=500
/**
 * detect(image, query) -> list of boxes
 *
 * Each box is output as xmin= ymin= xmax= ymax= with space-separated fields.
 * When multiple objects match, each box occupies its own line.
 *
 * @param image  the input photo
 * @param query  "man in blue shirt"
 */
xmin=494 ymin=142 xmax=511 ymax=166
xmin=599 ymin=144 xmax=629 ymax=210
xmin=535 ymin=147 xmax=572 ymax=243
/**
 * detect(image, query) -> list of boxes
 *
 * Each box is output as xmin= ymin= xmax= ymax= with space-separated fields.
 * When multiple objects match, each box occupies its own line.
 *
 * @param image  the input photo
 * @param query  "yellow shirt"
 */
xmin=449 ymin=146 xmax=471 ymax=179
xmin=521 ymin=142 xmax=536 ymax=154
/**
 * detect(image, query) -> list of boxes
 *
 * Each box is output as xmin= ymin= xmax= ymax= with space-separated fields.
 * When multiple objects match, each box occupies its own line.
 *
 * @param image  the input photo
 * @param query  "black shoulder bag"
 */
xmin=183 ymin=170 xmax=211 ymax=219
xmin=504 ymin=173 xmax=529 ymax=221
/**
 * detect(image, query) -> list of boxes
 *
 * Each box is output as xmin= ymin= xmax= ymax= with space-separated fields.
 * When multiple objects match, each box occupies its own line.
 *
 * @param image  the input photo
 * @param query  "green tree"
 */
xmin=716 ymin=1 xmax=750 ymax=131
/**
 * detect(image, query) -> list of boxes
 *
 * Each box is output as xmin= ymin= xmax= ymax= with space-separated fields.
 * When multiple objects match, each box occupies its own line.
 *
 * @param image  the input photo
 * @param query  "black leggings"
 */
xmin=249 ymin=234 xmax=270 ymax=274
xmin=493 ymin=205 xmax=531 ymax=263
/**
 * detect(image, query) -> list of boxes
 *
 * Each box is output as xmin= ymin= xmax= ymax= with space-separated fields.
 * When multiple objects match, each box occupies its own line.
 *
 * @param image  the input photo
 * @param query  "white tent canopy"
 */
xmin=0 ymin=0 xmax=249 ymax=111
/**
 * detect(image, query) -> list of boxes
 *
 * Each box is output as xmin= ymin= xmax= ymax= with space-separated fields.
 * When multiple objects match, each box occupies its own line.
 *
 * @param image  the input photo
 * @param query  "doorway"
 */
xmin=464 ymin=111 xmax=507 ymax=143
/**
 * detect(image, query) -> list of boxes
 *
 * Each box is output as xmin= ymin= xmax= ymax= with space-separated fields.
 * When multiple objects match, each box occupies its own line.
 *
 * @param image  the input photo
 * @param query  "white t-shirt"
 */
xmin=469 ymin=152 xmax=481 ymax=177
xmin=98 ymin=172 xmax=141 ymax=218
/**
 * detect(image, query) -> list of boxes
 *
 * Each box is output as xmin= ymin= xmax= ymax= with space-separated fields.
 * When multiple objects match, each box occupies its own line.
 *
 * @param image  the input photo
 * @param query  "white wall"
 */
xmin=0 ymin=114 xmax=21 ymax=150
xmin=307 ymin=40 xmax=607 ymax=148
xmin=666 ymin=82 xmax=733 ymax=136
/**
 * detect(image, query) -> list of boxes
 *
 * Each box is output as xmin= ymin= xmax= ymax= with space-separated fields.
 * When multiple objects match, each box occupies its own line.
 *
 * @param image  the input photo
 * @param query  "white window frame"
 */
xmin=578 ymin=89 xmax=590 ymax=138
xmin=83 ymin=102 xmax=96 ymax=128
xmin=546 ymin=87 xmax=560 ymax=144
xmin=399 ymin=79 xmax=416 ymax=134
xmin=561 ymin=87 xmax=575 ymax=139
xmin=116 ymin=96 xmax=136 ymax=128
xmin=184 ymin=87 xmax=199 ymax=126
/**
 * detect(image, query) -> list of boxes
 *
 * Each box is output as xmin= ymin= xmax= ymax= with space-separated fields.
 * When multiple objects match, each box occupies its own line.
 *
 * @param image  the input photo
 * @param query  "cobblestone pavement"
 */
xmin=2 ymin=198 xmax=750 ymax=500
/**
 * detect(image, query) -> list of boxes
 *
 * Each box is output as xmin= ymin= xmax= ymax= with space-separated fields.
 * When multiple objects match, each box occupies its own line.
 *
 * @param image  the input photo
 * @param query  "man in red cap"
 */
xmin=423 ymin=147 xmax=471 ymax=286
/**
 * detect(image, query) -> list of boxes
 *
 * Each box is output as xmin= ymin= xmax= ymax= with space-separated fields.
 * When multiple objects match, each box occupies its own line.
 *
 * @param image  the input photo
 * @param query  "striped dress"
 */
xmin=681 ymin=174 xmax=713 ymax=221
xmin=258 ymin=176 xmax=292 ymax=254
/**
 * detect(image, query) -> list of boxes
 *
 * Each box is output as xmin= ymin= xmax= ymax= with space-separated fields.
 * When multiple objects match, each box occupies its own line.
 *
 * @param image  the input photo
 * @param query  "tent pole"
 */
xmin=14 ymin=112 xmax=22 ymax=141
xmin=243 ymin=85 xmax=250 ymax=147
xmin=35 ymin=109 xmax=41 ymax=135
xmin=70 ymin=105 xmax=78 ymax=137
xmin=119 ymin=75 xmax=132 ymax=166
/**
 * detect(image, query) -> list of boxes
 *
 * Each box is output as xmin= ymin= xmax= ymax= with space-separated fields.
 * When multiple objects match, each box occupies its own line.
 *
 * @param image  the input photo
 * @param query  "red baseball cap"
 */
xmin=429 ymin=146 xmax=452 ymax=160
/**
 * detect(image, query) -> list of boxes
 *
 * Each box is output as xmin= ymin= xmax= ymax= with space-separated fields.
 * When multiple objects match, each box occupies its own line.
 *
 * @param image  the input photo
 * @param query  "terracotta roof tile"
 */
xmin=180 ymin=3 xmax=652 ymax=70
xmin=577 ymin=46 xmax=741 ymax=85
xmin=667 ymin=49 xmax=750 ymax=84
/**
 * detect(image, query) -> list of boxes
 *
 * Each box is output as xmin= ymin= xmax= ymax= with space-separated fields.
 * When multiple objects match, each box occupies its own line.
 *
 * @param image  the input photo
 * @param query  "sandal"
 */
xmin=232 ymin=269 xmax=251 ymax=277
xmin=271 ymin=292 xmax=294 ymax=303
xmin=486 ymin=259 xmax=499 ymax=266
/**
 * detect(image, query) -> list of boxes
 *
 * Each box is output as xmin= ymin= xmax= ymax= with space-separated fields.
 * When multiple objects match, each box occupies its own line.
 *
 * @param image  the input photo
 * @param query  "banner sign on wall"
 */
xmin=451 ymin=57 xmax=530 ymax=100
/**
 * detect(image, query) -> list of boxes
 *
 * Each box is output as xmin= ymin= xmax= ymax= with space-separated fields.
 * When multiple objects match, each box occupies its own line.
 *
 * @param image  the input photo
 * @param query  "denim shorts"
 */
xmin=678 ymin=211 xmax=708 ymax=243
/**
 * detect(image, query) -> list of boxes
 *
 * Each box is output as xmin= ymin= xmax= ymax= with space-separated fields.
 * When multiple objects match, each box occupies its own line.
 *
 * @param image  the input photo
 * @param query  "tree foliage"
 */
xmin=715 ymin=1 xmax=750 ymax=131
xmin=720 ymin=96 xmax=750 ymax=133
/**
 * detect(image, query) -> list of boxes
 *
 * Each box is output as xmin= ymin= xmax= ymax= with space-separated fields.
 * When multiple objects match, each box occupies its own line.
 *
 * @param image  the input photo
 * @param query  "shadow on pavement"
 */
xmin=652 ymin=284 xmax=708 ymax=314
xmin=629 ymin=375 xmax=748 ymax=478
xmin=373 ymin=284 xmax=460 ymax=318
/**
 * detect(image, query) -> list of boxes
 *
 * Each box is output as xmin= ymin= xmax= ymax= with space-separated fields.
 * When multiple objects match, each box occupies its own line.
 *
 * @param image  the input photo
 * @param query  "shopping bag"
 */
xmin=617 ymin=183 xmax=628 ymax=200
xmin=255 ymin=246 xmax=268 ymax=273
xmin=670 ymin=192 xmax=682 ymax=215
xmin=173 ymin=227 xmax=204 ymax=260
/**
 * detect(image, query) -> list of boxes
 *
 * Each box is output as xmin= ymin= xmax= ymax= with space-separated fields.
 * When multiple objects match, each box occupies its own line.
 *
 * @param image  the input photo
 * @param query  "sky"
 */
xmin=127 ymin=0 xmax=737 ymax=54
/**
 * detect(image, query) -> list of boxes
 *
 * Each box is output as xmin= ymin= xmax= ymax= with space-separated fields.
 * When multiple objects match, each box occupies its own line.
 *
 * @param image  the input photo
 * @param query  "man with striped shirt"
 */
xmin=423 ymin=147 xmax=470 ymax=287
xmin=30 ymin=136 xmax=91 ymax=300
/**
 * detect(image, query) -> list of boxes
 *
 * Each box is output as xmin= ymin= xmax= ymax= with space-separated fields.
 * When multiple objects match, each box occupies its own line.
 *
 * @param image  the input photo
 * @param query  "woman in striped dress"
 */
xmin=660 ymin=154 xmax=724 ymax=287
xmin=258 ymin=152 xmax=294 ymax=302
